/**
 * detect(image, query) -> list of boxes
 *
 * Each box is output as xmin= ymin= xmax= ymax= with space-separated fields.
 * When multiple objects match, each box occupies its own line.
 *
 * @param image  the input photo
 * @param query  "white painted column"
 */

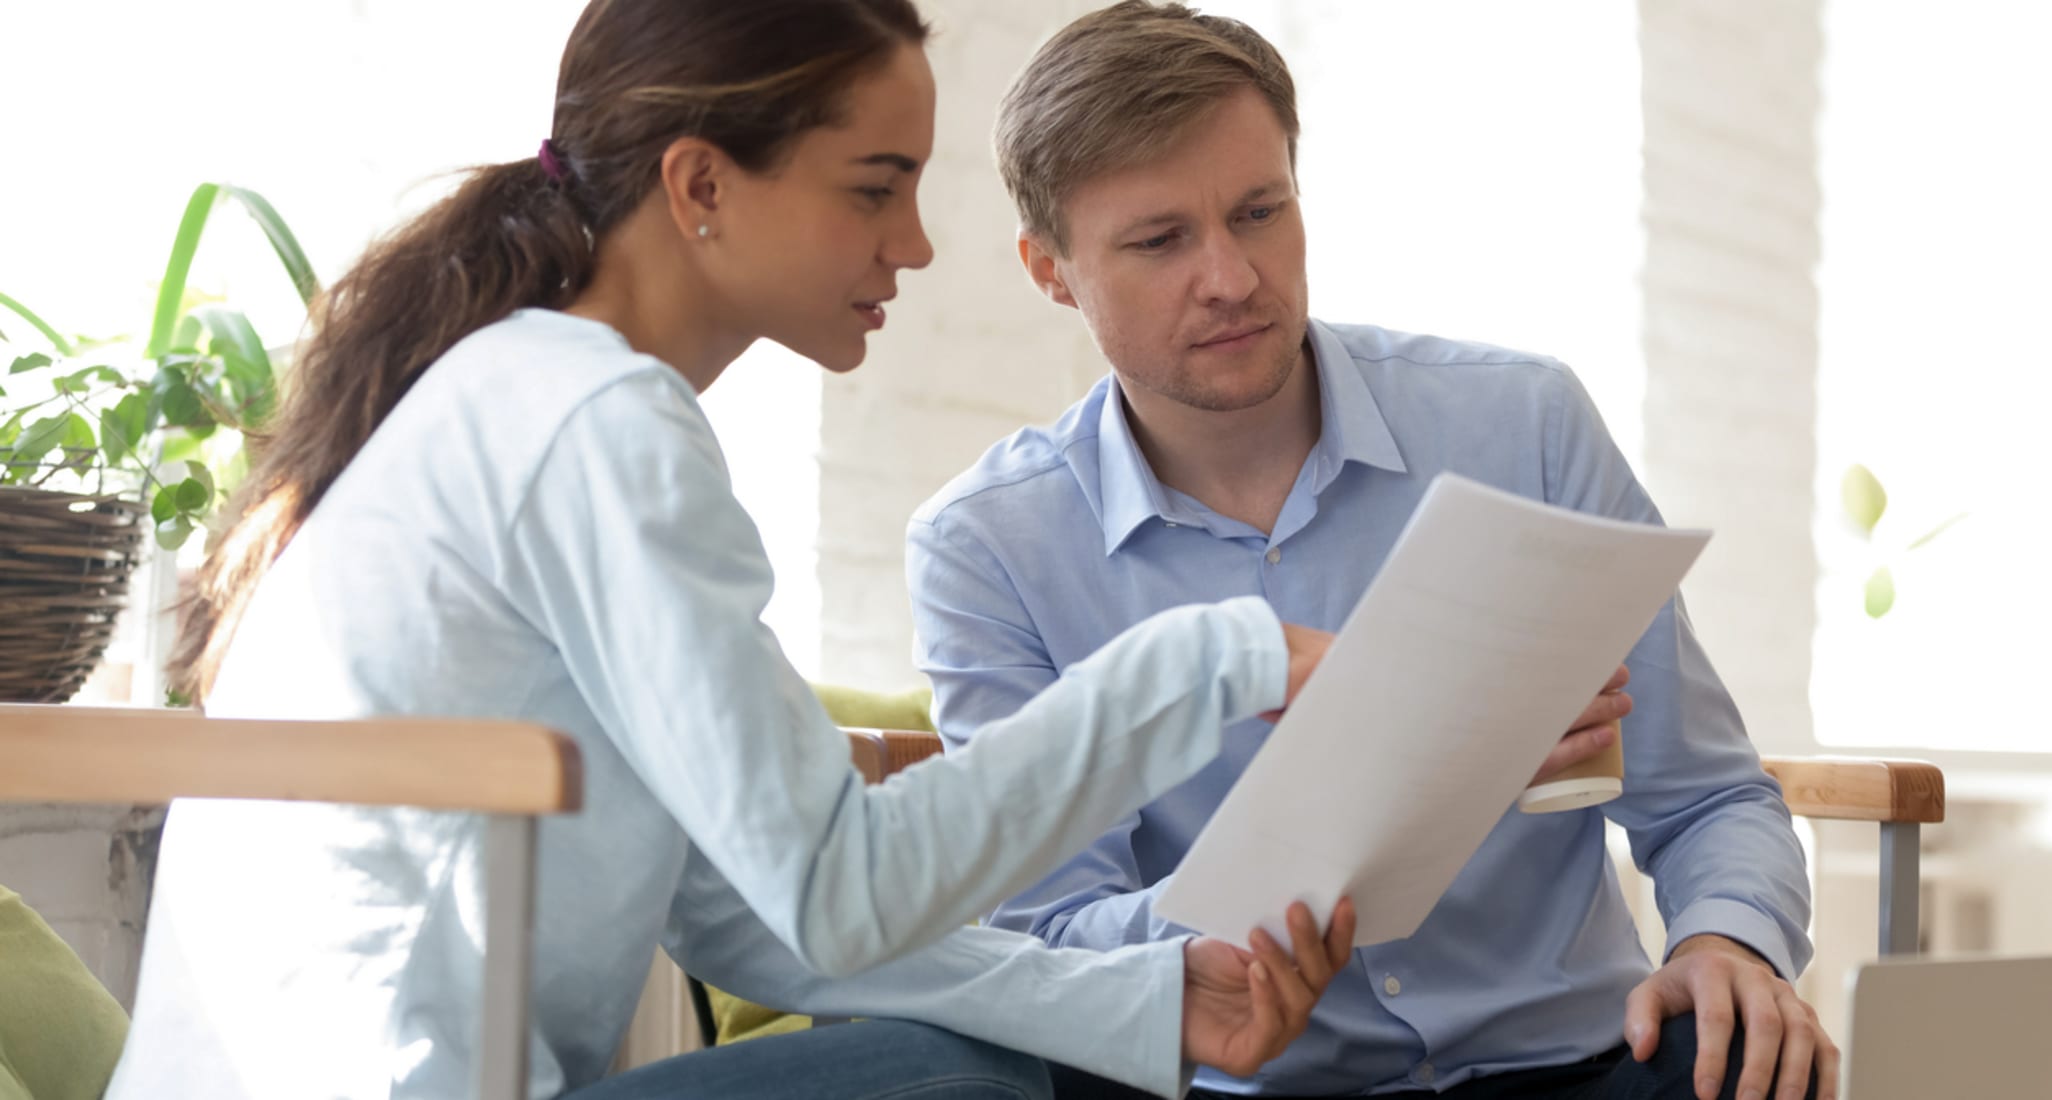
xmin=1638 ymin=0 xmax=1824 ymax=757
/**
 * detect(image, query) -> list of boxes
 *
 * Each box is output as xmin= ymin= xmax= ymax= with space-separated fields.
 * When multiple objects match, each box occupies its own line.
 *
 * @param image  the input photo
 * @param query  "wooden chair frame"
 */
xmin=0 ymin=705 xmax=582 ymax=1100
xmin=0 ymin=708 xmax=1941 ymax=1089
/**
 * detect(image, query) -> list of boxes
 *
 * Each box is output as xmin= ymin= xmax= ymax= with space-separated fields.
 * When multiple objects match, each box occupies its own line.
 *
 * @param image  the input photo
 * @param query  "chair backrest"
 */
xmin=0 ymin=704 xmax=581 ymax=813
xmin=0 ymin=704 xmax=581 ymax=1100
xmin=1842 ymin=954 xmax=2050 ymax=1098
xmin=843 ymin=727 xmax=945 ymax=785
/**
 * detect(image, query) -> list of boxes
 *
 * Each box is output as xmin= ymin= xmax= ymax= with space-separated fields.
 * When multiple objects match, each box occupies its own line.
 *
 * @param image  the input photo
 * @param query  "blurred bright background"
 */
xmin=4 ymin=0 xmax=2047 ymax=1036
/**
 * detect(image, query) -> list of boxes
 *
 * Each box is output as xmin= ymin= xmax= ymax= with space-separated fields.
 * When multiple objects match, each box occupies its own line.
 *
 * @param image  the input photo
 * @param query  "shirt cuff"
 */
xmin=1663 ymin=898 xmax=1802 ymax=980
xmin=1214 ymin=595 xmax=1289 ymax=720
xmin=1140 ymin=936 xmax=1195 ymax=1098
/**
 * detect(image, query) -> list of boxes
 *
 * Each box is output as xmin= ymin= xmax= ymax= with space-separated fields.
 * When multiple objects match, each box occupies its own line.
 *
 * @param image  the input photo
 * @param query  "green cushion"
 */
xmin=0 ymin=884 xmax=129 ymax=1100
xmin=700 ymin=683 xmax=933 ymax=1045
xmin=807 ymin=684 xmax=934 ymax=733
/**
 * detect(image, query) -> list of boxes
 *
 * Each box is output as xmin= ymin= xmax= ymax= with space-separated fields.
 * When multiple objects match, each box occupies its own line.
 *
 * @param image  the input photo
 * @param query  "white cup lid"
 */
xmin=1518 ymin=776 xmax=1623 ymax=814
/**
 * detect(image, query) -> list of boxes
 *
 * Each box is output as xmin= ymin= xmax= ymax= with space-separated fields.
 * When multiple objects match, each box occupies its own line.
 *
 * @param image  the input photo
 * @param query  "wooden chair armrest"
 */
xmin=842 ymin=727 xmax=946 ymax=784
xmin=0 ymin=704 xmax=581 ymax=815
xmin=1760 ymin=755 xmax=1945 ymax=824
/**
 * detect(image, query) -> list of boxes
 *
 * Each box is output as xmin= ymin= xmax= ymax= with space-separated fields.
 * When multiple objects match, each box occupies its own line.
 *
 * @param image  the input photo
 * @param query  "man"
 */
xmin=907 ymin=4 xmax=1834 ymax=1099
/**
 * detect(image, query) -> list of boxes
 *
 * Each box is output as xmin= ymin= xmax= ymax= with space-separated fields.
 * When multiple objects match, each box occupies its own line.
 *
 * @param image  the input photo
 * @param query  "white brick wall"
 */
xmin=1637 ymin=0 xmax=1823 ymax=756
xmin=0 ymin=804 xmax=162 ymax=1010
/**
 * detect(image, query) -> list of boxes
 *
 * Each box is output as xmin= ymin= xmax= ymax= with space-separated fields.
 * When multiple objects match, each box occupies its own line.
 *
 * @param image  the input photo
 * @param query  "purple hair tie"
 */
xmin=538 ymin=139 xmax=567 ymax=184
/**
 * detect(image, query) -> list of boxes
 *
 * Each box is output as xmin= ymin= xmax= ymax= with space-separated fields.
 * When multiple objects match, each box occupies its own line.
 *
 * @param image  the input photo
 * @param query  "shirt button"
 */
xmin=1416 ymin=1063 xmax=1436 ymax=1084
xmin=1265 ymin=547 xmax=1282 ymax=564
xmin=1383 ymin=975 xmax=1401 ymax=996
xmin=1165 ymin=521 xmax=1179 ymax=528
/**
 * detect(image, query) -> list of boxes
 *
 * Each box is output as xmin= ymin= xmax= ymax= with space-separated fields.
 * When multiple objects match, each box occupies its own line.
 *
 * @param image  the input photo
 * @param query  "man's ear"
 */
xmin=1018 ymin=232 xmax=1079 ymax=309
xmin=658 ymin=136 xmax=731 ymax=240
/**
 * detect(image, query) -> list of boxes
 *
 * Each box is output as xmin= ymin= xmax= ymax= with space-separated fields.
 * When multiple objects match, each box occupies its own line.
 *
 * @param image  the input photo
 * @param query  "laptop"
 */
xmin=1842 ymin=954 xmax=2052 ymax=1098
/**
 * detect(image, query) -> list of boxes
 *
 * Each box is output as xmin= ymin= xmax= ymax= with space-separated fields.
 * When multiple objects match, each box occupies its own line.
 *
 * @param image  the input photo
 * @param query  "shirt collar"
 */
xmin=1093 ymin=319 xmax=1407 ymax=556
xmin=1095 ymin=379 xmax=1178 ymax=555
xmin=1305 ymin=318 xmax=1406 ymax=482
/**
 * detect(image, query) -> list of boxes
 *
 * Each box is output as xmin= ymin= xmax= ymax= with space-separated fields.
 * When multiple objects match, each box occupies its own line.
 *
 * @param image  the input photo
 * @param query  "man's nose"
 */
xmin=1193 ymin=232 xmax=1259 ymax=305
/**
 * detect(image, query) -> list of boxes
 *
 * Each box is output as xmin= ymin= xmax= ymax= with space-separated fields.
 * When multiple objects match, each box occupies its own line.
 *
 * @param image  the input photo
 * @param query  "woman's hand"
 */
xmin=1181 ymin=897 xmax=1357 ymax=1077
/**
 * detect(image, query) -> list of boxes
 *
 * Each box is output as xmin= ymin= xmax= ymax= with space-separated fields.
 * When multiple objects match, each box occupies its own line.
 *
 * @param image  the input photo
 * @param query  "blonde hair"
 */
xmin=994 ymin=1 xmax=1299 ymax=254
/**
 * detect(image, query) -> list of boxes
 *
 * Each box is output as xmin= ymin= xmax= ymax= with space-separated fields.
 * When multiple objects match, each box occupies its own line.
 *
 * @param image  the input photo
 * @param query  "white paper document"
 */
xmin=1155 ymin=473 xmax=1710 ymax=948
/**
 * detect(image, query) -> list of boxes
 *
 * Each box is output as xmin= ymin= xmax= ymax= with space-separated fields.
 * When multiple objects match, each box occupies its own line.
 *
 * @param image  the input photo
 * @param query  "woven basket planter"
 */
xmin=0 ymin=486 xmax=150 ymax=703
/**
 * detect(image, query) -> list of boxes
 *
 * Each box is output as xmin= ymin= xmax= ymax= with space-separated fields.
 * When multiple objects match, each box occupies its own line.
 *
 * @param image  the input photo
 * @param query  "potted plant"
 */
xmin=0 ymin=182 xmax=318 ymax=702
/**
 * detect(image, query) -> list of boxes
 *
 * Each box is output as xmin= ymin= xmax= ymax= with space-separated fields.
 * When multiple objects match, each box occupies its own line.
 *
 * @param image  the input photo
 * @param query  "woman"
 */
xmin=107 ymin=2 xmax=1347 ymax=1098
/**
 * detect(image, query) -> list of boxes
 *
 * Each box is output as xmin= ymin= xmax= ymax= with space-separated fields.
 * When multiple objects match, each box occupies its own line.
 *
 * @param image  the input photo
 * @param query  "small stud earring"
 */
xmin=697 ymin=225 xmax=711 ymax=239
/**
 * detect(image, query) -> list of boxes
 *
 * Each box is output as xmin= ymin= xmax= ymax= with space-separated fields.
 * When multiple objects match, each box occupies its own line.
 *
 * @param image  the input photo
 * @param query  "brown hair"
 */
xmin=171 ymin=0 xmax=929 ymax=701
xmin=995 ymin=1 xmax=1299 ymax=254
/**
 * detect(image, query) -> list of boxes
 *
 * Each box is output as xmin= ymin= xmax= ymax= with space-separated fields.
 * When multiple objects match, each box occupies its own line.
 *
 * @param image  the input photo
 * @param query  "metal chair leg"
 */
xmin=1879 ymin=821 xmax=1920 ymax=956
xmin=480 ymin=815 xmax=538 ymax=1099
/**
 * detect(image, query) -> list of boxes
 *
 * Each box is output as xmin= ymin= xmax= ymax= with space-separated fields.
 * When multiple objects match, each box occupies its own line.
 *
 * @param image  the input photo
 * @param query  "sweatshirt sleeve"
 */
xmin=500 ymin=369 xmax=1289 ymax=978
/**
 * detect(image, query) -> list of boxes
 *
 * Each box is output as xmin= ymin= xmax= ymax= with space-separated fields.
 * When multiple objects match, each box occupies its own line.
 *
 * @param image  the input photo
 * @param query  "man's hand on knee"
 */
xmin=1623 ymin=933 xmax=1839 ymax=1100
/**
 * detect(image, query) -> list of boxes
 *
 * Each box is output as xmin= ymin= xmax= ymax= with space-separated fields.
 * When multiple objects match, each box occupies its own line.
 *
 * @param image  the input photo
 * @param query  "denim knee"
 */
xmin=877 ymin=1021 xmax=1053 ymax=1100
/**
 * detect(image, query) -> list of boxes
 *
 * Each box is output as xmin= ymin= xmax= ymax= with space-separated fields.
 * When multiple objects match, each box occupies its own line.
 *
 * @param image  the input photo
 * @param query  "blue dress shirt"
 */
xmin=907 ymin=319 xmax=1813 ymax=1097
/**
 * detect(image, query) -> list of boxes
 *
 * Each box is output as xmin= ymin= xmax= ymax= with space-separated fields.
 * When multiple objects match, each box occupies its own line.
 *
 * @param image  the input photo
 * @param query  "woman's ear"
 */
xmin=1018 ymin=232 xmax=1078 ymax=309
xmin=659 ymin=137 xmax=728 ymax=240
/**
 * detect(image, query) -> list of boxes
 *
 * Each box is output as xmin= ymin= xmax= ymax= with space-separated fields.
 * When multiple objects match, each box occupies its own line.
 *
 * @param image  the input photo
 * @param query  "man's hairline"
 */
xmin=1011 ymin=89 xmax=1301 ymax=260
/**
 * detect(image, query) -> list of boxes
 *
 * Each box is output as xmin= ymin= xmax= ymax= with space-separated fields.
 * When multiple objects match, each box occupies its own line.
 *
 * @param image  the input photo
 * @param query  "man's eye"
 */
xmin=856 ymin=187 xmax=894 ymax=203
xmin=1246 ymin=205 xmax=1276 ymax=222
xmin=1132 ymin=232 xmax=1176 ymax=251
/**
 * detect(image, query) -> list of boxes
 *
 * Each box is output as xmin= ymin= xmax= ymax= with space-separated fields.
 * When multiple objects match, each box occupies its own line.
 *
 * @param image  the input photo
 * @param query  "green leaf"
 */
xmin=1907 ymin=512 xmax=1968 ymax=551
xmin=14 ymin=414 xmax=68 ymax=467
xmin=61 ymin=411 xmax=95 ymax=449
xmin=186 ymin=364 xmax=241 ymax=427
xmin=193 ymin=307 xmax=276 ymax=425
xmin=9 ymin=352 xmax=52 ymax=374
xmin=100 ymin=393 xmax=148 ymax=467
xmin=155 ymin=514 xmax=196 ymax=551
xmin=0 ymin=291 xmax=74 ymax=356
xmin=222 ymin=184 xmax=321 ymax=306
xmin=151 ymin=484 xmax=178 ymax=523
xmin=184 ymin=459 xmax=215 ymax=498
xmin=192 ymin=306 xmax=267 ymax=369
xmin=1864 ymin=566 xmax=1896 ymax=618
xmin=99 ymin=411 xmax=129 ymax=466
xmin=173 ymin=475 xmax=211 ymax=513
xmin=1841 ymin=464 xmax=1888 ymax=536
xmin=49 ymin=413 xmax=97 ymax=475
xmin=54 ymin=364 xmax=123 ymax=393
xmin=158 ymin=377 xmax=206 ymax=427
xmin=169 ymin=314 xmax=204 ymax=355
xmin=146 ymin=183 xmax=321 ymax=359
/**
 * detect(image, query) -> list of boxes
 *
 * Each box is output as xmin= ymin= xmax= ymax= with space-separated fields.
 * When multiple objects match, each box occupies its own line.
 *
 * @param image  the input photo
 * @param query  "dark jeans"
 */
xmin=567 ymin=1019 xmax=1051 ymax=1100
xmin=1049 ymin=1014 xmax=1820 ymax=1100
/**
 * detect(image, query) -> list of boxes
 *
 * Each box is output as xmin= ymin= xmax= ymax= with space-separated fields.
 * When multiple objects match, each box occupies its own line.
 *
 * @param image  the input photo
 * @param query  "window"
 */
xmin=1811 ymin=1 xmax=2052 ymax=753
